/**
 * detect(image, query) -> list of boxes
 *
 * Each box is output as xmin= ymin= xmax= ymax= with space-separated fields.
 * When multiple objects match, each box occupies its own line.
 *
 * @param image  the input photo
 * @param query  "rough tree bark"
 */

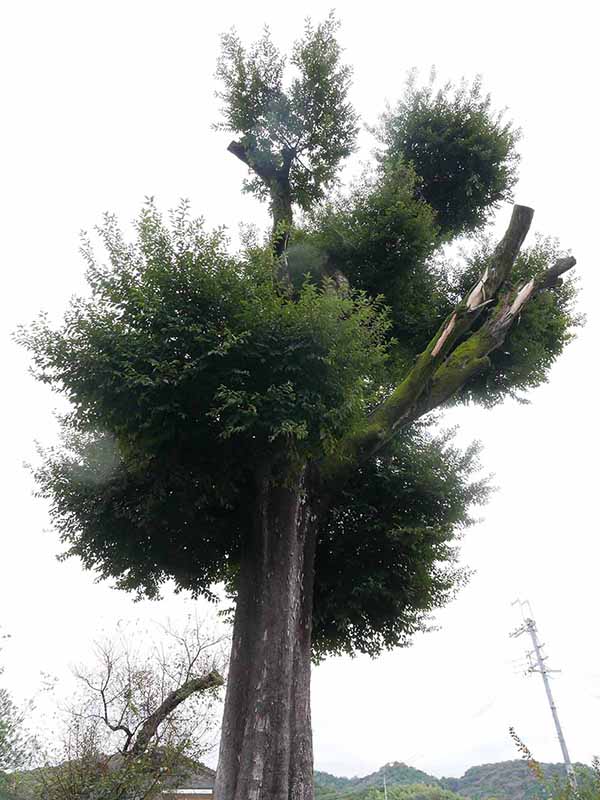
xmin=214 ymin=461 xmax=319 ymax=800
xmin=215 ymin=141 xmax=577 ymax=799
xmin=227 ymin=139 xmax=294 ymax=263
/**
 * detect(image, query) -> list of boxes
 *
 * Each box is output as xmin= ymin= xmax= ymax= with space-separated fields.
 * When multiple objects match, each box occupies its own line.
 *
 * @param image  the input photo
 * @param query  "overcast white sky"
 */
xmin=1 ymin=0 xmax=598 ymax=781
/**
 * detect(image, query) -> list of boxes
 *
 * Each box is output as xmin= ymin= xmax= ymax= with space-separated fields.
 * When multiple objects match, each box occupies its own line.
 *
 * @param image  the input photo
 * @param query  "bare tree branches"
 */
xmin=70 ymin=618 xmax=226 ymax=760
xmin=130 ymin=670 xmax=224 ymax=757
xmin=33 ymin=617 xmax=228 ymax=800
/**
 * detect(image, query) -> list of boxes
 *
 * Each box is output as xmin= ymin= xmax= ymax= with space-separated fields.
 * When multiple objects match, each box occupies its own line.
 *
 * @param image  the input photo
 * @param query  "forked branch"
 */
xmin=330 ymin=205 xmax=576 ymax=473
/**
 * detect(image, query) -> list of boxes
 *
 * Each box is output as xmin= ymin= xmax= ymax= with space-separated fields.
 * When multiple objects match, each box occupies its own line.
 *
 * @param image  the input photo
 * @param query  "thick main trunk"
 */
xmin=271 ymin=183 xmax=293 ymax=262
xmin=270 ymin=182 xmax=294 ymax=289
xmin=214 ymin=463 xmax=318 ymax=800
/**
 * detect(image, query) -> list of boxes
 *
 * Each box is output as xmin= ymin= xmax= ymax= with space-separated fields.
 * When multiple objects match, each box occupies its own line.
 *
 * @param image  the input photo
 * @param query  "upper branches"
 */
xmin=216 ymin=14 xmax=358 ymax=256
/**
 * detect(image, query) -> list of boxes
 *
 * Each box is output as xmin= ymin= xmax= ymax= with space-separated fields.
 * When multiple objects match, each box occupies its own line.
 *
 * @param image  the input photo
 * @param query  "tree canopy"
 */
xmin=17 ymin=16 xmax=580 ymax=662
xmin=375 ymin=71 xmax=520 ymax=238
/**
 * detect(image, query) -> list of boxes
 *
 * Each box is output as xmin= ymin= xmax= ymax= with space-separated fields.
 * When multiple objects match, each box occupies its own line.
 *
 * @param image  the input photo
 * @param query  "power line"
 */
xmin=510 ymin=599 xmax=577 ymax=791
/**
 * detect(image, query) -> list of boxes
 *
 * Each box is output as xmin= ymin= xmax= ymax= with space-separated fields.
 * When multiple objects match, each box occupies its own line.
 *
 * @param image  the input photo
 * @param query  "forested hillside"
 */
xmin=315 ymin=762 xmax=439 ymax=797
xmin=315 ymin=759 xmax=594 ymax=800
xmin=316 ymin=784 xmax=463 ymax=800
xmin=440 ymin=760 xmax=593 ymax=799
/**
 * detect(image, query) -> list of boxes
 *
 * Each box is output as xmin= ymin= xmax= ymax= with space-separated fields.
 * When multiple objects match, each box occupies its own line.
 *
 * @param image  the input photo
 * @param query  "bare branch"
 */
xmin=227 ymin=140 xmax=277 ymax=184
xmin=130 ymin=670 xmax=224 ymax=757
xmin=534 ymin=255 xmax=576 ymax=291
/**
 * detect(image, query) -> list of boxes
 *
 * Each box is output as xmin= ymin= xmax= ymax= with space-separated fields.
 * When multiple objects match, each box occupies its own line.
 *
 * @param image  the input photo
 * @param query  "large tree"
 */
xmin=18 ymin=15 xmax=580 ymax=800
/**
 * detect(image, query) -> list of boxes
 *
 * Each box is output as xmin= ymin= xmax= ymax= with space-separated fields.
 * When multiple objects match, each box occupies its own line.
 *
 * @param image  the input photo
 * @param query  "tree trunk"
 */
xmin=214 ymin=461 xmax=318 ymax=800
xmin=270 ymin=181 xmax=294 ymax=288
xmin=270 ymin=181 xmax=293 ymax=261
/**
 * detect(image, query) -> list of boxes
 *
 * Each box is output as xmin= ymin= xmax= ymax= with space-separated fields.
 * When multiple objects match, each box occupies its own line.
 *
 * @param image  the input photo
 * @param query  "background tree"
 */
xmin=17 ymin=14 xmax=580 ymax=800
xmin=0 ymin=681 xmax=28 ymax=778
xmin=17 ymin=619 xmax=225 ymax=800
xmin=0 ymin=636 xmax=31 ymax=793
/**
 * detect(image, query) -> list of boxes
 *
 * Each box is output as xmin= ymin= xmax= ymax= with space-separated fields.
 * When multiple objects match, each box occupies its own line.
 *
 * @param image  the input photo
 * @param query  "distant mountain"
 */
xmin=315 ymin=759 xmax=593 ymax=800
xmin=441 ymin=759 xmax=592 ymax=800
xmin=315 ymin=762 xmax=447 ymax=799
xmin=316 ymin=761 xmax=439 ymax=797
xmin=356 ymin=762 xmax=441 ymax=792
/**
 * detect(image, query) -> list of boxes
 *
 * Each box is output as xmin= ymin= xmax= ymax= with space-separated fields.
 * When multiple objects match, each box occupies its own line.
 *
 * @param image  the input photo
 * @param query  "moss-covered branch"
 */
xmin=327 ymin=206 xmax=576 ymax=475
xmin=415 ymin=254 xmax=577 ymax=414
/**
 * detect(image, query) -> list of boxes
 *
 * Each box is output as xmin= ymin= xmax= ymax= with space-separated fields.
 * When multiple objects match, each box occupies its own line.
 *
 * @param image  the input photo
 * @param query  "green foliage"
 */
xmin=293 ymin=161 xmax=444 ymax=368
xmin=18 ymin=201 xmax=391 ymax=601
xmin=24 ymin=201 xmax=389 ymax=456
xmin=507 ymin=729 xmax=600 ymax=800
xmin=293 ymin=176 xmax=579 ymax=401
xmin=335 ymin=788 xmax=463 ymax=800
xmin=18 ymin=201 xmax=489 ymax=658
xmin=216 ymin=13 xmax=358 ymax=209
xmin=0 ymin=642 xmax=32 ymax=800
xmin=0 ymin=689 xmax=26 ymax=775
xmin=441 ymin=758 xmax=596 ymax=800
xmin=2 ymin=620 xmax=221 ymax=800
xmin=375 ymin=71 xmax=520 ymax=238
xmin=313 ymin=425 xmax=488 ymax=659
xmin=315 ymin=759 xmax=600 ymax=800
xmin=365 ymin=787 xmax=465 ymax=800
xmin=559 ymin=758 xmax=600 ymax=800
xmin=4 ymin=747 xmax=198 ymax=800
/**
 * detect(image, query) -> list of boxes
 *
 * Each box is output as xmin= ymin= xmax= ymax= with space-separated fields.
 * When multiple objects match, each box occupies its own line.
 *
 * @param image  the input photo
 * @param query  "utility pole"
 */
xmin=510 ymin=599 xmax=577 ymax=791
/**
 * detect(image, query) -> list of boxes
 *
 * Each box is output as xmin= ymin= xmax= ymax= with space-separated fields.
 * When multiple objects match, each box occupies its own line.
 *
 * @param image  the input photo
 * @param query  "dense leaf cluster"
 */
xmin=20 ymin=204 xmax=390 ymax=600
xmin=375 ymin=72 xmax=520 ymax=237
xmin=312 ymin=426 xmax=487 ymax=659
xmin=294 ymin=161 xmax=445 ymax=370
xmin=295 ymin=175 xmax=579 ymax=397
